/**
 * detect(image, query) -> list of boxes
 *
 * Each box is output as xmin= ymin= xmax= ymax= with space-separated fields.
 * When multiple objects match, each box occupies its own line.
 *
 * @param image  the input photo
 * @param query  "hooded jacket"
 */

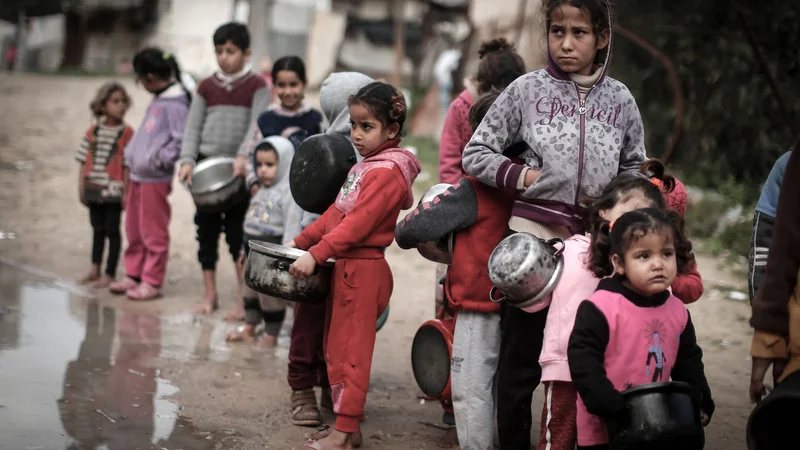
xmin=294 ymin=139 xmax=421 ymax=263
xmin=462 ymin=1 xmax=646 ymax=234
xmin=438 ymin=86 xmax=477 ymax=184
xmin=125 ymin=83 xmax=190 ymax=182
xmin=244 ymin=136 xmax=302 ymax=242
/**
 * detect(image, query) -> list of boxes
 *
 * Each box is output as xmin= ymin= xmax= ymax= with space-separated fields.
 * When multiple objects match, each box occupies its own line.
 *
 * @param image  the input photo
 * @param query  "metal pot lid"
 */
xmin=248 ymin=240 xmax=335 ymax=266
xmin=509 ymin=254 xmax=565 ymax=309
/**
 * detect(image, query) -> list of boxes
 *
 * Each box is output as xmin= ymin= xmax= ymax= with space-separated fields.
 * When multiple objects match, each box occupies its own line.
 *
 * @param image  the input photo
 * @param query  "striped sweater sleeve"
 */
xmin=238 ymin=86 xmax=271 ymax=157
xmin=180 ymin=93 xmax=208 ymax=166
xmin=76 ymin=134 xmax=91 ymax=163
xmin=461 ymin=80 xmax=527 ymax=189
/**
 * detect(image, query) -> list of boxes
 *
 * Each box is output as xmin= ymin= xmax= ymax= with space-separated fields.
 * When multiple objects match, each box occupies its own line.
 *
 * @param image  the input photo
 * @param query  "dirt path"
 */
xmin=0 ymin=73 xmax=754 ymax=449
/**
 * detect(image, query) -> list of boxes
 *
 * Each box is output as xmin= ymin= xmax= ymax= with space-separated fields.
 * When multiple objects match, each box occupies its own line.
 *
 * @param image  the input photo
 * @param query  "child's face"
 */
xmin=275 ymin=70 xmax=305 ymax=110
xmin=104 ymin=90 xmax=128 ymax=123
xmin=548 ymin=5 xmax=609 ymax=76
xmin=600 ymin=190 xmax=654 ymax=223
xmin=215 ymin=40 xmax=250 ymax=75
xmin=137 ymin=74 xmax=170 ymax=94
xmin=613 ymin=231 xmax=678 ymax=297
xmin=349 ymin=103 xmax=400 ymax=157
xmin=256 ymin=148 xmax=279 ymax=186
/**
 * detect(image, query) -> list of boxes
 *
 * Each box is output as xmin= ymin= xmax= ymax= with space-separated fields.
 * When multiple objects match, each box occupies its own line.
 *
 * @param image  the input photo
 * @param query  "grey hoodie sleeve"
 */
xmin=462 ymin=80 xmax=527 ymax=190
xmin=395 ymin=179 xmax=479 ymax=249
xmin=179 ymin=93 xmax=208 ymax=166
xmin=617 ymin=89 xmax=647 ymax=173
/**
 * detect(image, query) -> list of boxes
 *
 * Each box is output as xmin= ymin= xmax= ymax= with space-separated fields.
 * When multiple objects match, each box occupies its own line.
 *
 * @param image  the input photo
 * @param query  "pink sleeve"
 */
xmin=671 ymin=257 xmax=704 ymax=304
xmin=438 ymin=97 xmax=472 ymax=185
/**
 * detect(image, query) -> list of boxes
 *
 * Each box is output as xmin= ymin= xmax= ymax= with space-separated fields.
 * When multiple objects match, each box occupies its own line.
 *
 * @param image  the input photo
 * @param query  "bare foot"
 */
xmin=78 ymin=269 xmax=100 ymax=285
xmin=257 ymin=334 xmax=278 ymax=348
xmin=223 ymin=308 xmax=245 ymax=322
xmin=304 ymin=426 xmax=363 ymax=448
xmin=92 ymin=274 xmax=114 ymax=288
xmin=437 ymin=428 xmax=460 ymax=449
xmin=226 ymin=324 xmax=256 ymax=342
xmin=195 ymin=294 xmax=219 ymax=315
xmin=304 ymin=427 xmax=356 ymax=450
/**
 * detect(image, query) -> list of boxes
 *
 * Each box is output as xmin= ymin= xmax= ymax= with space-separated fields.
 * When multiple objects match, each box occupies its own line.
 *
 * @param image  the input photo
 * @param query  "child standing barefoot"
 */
xmin=569 ymin=208 xmax=714 ymax=449
xmin=288 ymin=82 xmax=420 ymax=450
xmin=77 ymin=83 xmax=134 ymax=288
xmin=108 ymin=48 xmax=190 ymax=300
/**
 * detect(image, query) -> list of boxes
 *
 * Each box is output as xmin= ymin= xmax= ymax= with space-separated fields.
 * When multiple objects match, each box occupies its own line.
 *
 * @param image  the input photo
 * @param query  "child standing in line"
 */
xmin=225 ymin=136 xmax=300 ymax=346
xmin=288 ymin=82 xmax=420 ymax=450
xmin=461 ymin=0 xmax=646 ymax=446
xmin=255 ymin=56 xmax=323 ymax=142
xmin=568 ymin=207 xmax=714 ymax=449
xmin=287 ymin=72 xmax=374 ymax=430
xmin=108 ymin=48 xmax=191 ymax=300
xmin=395 ymin=92 xmax=518 ymax=450
xmin=77 ymin=82 xmax=134 ymax=288
xmin=530 ymin=167 xmax=673 ymax=450
xmin=178 ymin=22 xmax=271 ymax=317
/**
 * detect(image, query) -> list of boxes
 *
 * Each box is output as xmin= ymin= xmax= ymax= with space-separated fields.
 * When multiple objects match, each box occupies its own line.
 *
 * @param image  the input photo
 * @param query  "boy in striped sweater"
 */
xmin=178 ymin=22 xmax=271 ymax=317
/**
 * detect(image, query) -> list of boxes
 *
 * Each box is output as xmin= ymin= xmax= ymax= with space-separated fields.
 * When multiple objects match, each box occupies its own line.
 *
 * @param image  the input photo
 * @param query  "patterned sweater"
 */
xmin=180 ymin=70 xmax=269 ymax=165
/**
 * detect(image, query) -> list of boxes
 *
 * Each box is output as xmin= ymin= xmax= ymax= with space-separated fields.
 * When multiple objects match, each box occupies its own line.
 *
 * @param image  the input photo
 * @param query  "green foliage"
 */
xmin=403 ymin=135 xmax=439 ymax=191
xmin=611 ymin=1 xmax=799 ymax=197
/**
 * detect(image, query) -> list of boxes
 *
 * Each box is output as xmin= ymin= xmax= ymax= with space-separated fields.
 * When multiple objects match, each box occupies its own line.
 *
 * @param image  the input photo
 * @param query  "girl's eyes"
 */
xmin=663 ymin=251 xmax=674 ymax=258
xmin=637 ymin=254 xmax=649 ymax=260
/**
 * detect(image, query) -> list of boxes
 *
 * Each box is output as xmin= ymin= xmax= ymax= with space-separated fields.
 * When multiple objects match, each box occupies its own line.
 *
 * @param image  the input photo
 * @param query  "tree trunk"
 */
xmin=60 ymin=8 xmax=88 ymax=70
xmin=392 ymin=0 xmax=406 ymax=87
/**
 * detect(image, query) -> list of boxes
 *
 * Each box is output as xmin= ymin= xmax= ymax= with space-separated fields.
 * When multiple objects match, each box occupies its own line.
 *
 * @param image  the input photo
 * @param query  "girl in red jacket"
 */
xmin=288 ymin=82 xmax=421 ymax=450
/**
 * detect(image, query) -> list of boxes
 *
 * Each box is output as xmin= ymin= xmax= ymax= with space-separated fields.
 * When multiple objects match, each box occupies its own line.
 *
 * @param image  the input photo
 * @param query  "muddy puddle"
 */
xmin=0 ymin=263 xmax=249 ymax=449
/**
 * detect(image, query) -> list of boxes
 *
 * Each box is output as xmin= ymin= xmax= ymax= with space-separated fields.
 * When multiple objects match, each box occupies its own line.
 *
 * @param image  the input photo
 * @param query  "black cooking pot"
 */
xmin=606 ymin=381 xmax=704 ymax=450
xmin=747 ymin=369 xmax=800 ymax=450
xmin=290 ymin=133 xmax=357 ymax=214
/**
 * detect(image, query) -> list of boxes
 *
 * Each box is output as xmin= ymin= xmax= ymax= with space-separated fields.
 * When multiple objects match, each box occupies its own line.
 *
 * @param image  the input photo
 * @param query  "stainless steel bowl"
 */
xmin=244 ymin=240 xmax=334 ymax=303
xmin=190 ymin=157 xmax=248 ymax=212
xmin=488 ymin=232 xmax=565 ymax=309
xmin=414 ymin=183 xmax=455 ymax=264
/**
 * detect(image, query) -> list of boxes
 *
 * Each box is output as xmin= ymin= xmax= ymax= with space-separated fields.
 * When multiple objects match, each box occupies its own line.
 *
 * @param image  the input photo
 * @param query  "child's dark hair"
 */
xmin=584 ymin=159 xmax=674 ymax=230
xmin=468 ymin=91 xmax=500 ymax=129
xmin=543 ymin=0 xmax=611 ymax=37
xmin=213 ymin=22 xmax=251 ymax=51
xmin=348 ymin=82 xmax=407 ymax=136
xmin=132 ymin=47 xmax=192 ymax=101
xmin=255 ymin=142 xmax=278 ymax=156
xmin=588 ymin=207 xmax=693 ymax=278
xmin=271 ymin=56 xmax=307 ymax=84
xmin=90 ymin=82 xmax=131 ymax=120
xmin=476 ymin=38 xmax=526 ymax=94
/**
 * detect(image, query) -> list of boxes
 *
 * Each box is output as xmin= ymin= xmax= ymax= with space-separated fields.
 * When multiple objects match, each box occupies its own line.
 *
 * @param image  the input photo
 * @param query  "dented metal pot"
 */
xmin=487 ymin=232 xmax=565 ymax=309
xmin=244 ymin=240 xmax=334 ymax=303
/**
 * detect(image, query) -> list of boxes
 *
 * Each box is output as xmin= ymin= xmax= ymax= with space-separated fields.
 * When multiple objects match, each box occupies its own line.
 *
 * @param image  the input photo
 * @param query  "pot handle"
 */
xmin=489 ymin=286 xmax=507 ymax=303
xmin=546 ymin=237 xmax=565 ymax=257
xmin=276 ymin=260 xmax=291 ymax=271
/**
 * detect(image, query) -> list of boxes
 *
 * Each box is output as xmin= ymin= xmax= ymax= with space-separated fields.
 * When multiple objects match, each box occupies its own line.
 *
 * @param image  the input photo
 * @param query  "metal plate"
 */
xmin=191 ymin=157 xmax=237 ymax=194
xmin=411 ymin=324 xmax=451 ymax=398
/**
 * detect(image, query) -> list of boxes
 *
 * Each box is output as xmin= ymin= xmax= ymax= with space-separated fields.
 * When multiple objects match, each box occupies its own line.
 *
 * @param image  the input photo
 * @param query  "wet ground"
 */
xmin=0 ymin=263 xmax=244 ymax=450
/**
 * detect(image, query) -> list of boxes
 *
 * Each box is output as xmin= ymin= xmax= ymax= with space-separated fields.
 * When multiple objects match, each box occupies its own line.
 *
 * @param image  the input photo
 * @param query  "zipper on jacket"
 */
xmin=573 ymin=83 xmax=593 ymax=207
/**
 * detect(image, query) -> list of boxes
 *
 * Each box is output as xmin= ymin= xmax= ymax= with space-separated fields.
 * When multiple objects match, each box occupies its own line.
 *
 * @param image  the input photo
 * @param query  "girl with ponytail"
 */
xmin=107 ymin=47 xmax=190 ymax=301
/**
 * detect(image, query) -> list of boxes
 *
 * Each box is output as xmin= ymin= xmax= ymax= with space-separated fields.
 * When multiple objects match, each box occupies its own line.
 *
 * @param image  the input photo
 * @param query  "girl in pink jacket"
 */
xmin=524 ymin=163 xmax=674 ymax=450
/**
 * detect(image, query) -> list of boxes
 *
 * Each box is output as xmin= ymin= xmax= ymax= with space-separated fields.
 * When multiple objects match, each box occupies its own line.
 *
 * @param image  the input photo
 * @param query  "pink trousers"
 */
xmin=123 ymin=181 xmax=171 ymax=287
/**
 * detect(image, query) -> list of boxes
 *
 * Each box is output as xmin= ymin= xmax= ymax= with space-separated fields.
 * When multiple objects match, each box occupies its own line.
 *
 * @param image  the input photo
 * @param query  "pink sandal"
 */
xmin=126 ymin=282 xmax=161 ymax=301
xmin=109 ymin=277 xmax=138 ymax=294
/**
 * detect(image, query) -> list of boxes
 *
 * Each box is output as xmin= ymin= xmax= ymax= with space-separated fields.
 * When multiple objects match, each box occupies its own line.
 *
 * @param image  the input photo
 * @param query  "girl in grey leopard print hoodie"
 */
xmin=462 ymin=0 xmax=646 ymax=238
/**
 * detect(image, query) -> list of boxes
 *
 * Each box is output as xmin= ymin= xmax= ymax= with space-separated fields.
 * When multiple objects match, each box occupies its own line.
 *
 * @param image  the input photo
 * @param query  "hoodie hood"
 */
xmin=545 ymin=0 xmax=613 ymax=85
xmin=320 ymin=72 xmax=375 ymax=138
xmin=253 ymin=135 xmax=295 ymax=187
xmin=364 ymin=141 xmax=422 ymax=209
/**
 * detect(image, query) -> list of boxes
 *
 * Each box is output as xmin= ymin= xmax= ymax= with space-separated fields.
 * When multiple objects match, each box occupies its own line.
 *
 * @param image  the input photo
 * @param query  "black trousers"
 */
xmin=195 ymin=197 xmax=249 ymax=271
xmin=88 ymin=203 xmax=122 ymax=276
xmin=496 ymin=302 xmax=549 ymax=450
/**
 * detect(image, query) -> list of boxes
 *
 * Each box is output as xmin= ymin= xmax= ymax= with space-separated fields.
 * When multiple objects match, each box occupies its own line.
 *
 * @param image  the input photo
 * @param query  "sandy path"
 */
xmin=0 ymin=73 xmax=754 ymax=449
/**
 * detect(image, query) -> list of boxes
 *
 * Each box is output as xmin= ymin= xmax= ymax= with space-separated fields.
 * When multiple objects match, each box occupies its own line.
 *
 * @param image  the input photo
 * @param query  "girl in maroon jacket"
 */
xmin=288 ymin=82 xmax=420 ymax=450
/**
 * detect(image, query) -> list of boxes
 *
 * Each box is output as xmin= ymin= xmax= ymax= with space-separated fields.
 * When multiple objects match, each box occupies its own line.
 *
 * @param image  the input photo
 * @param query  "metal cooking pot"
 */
xmin=290 ymin=134 xmax=357 ymax=214
xmin=607 ymin=381 xmax=705 ymax=450
xmin=411 ymin=183 xmax=454 ymax=264
xmin=189 ymin=156 xmax=248 ymax=213
xmin=411 ymin=314 xmax=455 ymax=403
xmin=244 ymin=240 xmax=334 ymax=303
xmin=747 ymin=368 xmax=800 ymax=450
xmin=488 ymin=232 xmax=564 ymax=309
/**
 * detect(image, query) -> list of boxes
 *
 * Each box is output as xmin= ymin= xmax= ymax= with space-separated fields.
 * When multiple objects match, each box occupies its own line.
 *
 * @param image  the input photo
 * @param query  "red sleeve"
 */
xmin=294 ymin=206 xmax=335 ymax=250
xmin=438 ymin=98 xmax=471 ymax=184
xmin=307 ymin=167 xmax=407 ymax=264
xmin=672 ymin=257 xmax=704 ymax=304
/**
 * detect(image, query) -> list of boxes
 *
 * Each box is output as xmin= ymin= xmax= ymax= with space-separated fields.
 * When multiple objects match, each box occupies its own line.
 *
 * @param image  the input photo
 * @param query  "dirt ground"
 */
xmin=0 ymin=73 xmax=756 ymax=449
